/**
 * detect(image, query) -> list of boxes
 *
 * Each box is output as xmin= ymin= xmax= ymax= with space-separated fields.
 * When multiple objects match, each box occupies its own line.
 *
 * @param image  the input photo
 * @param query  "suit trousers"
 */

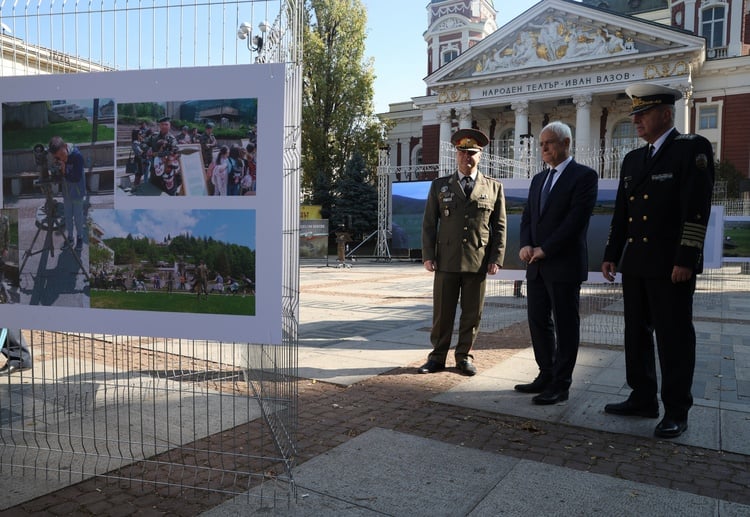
xmin=428 ymin=270 xmax=486 ymax=364
xmin=1 ymin=329 xmax=32 ymax=368
xmin=622 ymin=274 xmax=696 ymax=420
xmin=526 ymin=275 xmax=581 ymax=390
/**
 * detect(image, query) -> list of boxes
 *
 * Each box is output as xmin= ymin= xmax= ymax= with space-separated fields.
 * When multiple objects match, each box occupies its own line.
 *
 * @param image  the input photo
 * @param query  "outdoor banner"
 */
xmin=300 ymin=219 xmax=328 ymax=259
xmin=392 ymin=178 xmax=620 ymax=281
xmin=0 ymin=64 xmax=285 ymax=343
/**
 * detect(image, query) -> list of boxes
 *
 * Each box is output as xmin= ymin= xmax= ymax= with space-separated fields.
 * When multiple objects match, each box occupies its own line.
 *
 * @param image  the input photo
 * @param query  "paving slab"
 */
xmin=202 ymin=427 xmax=750 ymax=517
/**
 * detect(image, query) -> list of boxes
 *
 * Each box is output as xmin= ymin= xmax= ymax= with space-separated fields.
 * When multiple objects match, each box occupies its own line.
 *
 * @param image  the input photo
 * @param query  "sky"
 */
xmin=92 ymin=209 xmax=257 ymax=250
xmin=363 ymin=0 xmax=544 ymax=114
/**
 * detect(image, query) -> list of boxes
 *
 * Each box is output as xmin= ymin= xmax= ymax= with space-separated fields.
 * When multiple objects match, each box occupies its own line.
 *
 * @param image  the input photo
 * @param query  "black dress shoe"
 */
xmin=0 ymin=364 xmax=31 ymax=375
xmin=532 ymin=388 xmax=569 ymax=405
xmin=604 ymin=399 xmax=659 ymax=418
xmin=514 ymin=375 xmax=551 ymax=393
xmin=418 ymin=360 xmax=445 ymax=374
xmin=456 ymin=359 xmax=476 ymax=376
xmin=654 ymin=417 xmax=688 ymax=438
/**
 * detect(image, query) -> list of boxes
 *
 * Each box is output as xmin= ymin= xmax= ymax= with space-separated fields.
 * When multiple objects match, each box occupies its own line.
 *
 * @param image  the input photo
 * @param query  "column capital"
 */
xmin=437 ymin=108 xmax=453 ymax=123
xmin=572 ymin=93 xmax=593 ymax=110
xmin=511 ymin=100 xmax=529 ymax=116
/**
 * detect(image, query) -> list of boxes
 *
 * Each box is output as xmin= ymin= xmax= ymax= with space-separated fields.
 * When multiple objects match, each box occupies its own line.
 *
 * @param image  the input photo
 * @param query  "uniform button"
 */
xmin=629 ymin=196 xmax=635 ymax=201
xmin=462 ymin=238 xmax=468 ymax=243
xmin=643 ymin=216 xmax=648 ymax=221
xmin=643 ymin=194 xmax=649 ymax=200
xmin=628 ymin=238 xmax=633 ymax=243
xmin=463 ymin=226 xmax=468 ymax=231
xmin=628 ymin=217 xmax=633 ymax=222
xmin=643 ymin=237 xmax=648 ymax=243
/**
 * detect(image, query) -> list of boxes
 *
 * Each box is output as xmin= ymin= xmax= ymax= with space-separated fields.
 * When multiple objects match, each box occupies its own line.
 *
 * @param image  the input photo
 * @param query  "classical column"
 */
xmin=456 ymin=105 xmax=472 ymax=129
xmin=512 ymin=100 xmax=529 ymax=176
xmin=573 ymin=93 xmax=592 ymax=159
xmin=683 ymin=0 xmax=696 ymax=32
xmin=674 ymin=84 xmax=692 ymax=133
xmin=438 ymin=109 xmax=452 ymax=146
xmin=511 ymin=100 xmax=529 ymax=153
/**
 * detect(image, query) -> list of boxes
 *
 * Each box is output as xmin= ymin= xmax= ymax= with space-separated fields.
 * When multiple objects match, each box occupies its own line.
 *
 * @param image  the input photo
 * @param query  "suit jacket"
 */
xmin=422 ymin=171 xmax=506 ymax=273
xmin=603 ymin=129 xmax=715 ymax=277
xmin=520 ymin=160 xmax=598 ymax=282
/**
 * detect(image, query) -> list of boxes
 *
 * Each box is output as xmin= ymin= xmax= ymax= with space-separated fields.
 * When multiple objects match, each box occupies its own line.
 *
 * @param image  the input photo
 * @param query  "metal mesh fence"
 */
xmin=1 ymin=0 xmax=300 ymax=509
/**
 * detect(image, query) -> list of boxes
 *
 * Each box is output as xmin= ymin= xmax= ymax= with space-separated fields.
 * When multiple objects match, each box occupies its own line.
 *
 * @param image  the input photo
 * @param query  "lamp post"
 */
xmin=237 ymin=20 xmax=270 ymax=54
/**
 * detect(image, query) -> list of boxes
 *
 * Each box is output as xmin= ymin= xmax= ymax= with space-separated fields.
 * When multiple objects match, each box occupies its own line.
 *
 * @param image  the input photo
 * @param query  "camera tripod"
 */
xmin=19 ymin=177 xmax=90 ymax=282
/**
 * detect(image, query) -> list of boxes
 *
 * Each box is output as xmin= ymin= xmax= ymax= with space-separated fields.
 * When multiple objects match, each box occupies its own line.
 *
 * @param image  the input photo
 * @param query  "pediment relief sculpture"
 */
xmin=473 ymin=16 xmax=637 ymax=75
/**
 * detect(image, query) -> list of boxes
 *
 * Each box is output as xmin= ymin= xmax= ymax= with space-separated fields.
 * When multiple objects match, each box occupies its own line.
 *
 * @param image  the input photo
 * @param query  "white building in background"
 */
xmin=380 ymin=0 xmax=750 ymax=180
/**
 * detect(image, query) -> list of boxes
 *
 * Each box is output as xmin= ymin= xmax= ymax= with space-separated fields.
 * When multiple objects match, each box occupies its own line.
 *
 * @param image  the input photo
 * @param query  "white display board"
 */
xmin=0 ymin=64 xmax=285 ymax=343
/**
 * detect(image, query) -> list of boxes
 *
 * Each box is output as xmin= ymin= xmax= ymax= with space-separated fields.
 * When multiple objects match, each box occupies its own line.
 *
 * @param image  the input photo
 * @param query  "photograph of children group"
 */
xmin=117 ymin=98 xmax=258 ymax=197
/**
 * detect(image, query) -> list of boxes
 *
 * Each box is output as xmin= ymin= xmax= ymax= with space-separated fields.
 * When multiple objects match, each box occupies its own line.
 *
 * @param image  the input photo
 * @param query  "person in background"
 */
xmin=601 ymin=83 xmax=714 ymax=439
xmin=48 ymin=136 xmax=87 ymax=251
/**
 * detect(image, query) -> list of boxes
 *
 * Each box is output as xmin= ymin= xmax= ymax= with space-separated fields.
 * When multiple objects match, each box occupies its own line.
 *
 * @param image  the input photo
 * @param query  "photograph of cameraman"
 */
xmin=48 ymin=136 xmax=87 ymax=251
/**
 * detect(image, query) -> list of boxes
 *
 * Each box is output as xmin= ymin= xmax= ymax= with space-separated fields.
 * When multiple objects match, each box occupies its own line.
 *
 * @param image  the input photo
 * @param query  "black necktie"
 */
xmin=463 ymin=177 xmax=473 ymax=197
xmin=646 ymin=144 xmax=655 ymax=165
xmin=540 ymin=168 xmax=557 ymax=212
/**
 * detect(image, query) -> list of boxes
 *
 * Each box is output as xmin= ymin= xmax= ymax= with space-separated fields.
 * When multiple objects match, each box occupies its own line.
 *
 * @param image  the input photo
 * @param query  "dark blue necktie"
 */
xmin=540 ymin=168 xmax=557 ymax=212
xmin=463 ymin=177 xmax=473 ymax=197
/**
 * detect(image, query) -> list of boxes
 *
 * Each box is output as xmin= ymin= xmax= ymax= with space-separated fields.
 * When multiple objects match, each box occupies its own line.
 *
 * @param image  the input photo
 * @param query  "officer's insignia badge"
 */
xmin=695 ymin=154 xmax=709 ymax=170
xmin=440 ymin=186 xmax=449 ymax=193
xmin=623 ymin=175 xmax=632 ymax=189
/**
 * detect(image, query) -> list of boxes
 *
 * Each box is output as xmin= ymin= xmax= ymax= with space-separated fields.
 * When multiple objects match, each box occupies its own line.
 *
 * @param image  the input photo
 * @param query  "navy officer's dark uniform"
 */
xmin=602 ymin=84 xmax=714 ymax=438
xmin=419 ymin=128 xmax=506 ymax=375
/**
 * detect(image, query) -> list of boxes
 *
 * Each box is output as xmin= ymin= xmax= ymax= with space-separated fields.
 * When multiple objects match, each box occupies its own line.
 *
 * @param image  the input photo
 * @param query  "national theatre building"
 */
xmin=380 ymin=0 xmax=750 ymax=180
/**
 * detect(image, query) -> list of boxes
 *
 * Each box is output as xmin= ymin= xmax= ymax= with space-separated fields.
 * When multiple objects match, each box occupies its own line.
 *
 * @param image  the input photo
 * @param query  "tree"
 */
xmin=302 ymin=0 xmax=385 ymax=220
xmin=332 ymin=151 xmax=377 ymax=238
xmin=715 ymin=159 xmax=744 ymax=199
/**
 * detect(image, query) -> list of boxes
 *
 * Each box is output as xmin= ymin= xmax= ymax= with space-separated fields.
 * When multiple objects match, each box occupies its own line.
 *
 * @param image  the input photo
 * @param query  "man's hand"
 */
xmin=487 ymin=263 xmax=500 ymax=275
xmin=528 ymin=247 xmax=546 ymax=263
xmin=602 ymin=261 xmax=617 ymax=282
xmin=519 ymin=245 xmax=533 ymax=263
xmin=424 ymin=260 xmax=436 ymax=272
xmin=671 ymin=265 xmax=693 ymax=283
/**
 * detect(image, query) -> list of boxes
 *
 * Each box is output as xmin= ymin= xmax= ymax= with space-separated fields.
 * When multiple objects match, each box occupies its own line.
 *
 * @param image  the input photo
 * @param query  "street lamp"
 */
xmin=237 ymin=20 xmax=270 ymax=53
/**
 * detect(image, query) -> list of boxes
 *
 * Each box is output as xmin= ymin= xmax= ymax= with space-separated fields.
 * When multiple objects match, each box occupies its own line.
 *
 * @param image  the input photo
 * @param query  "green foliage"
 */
xmin=103 ymin=234 xmax=255 ymax=280
xmin=715 ymin=159 xmax=744 ymax=199
xmin=302 ymin=0 xmax=386 ymax=223
xmin=331 ymin=151 xmax=378 ymax=238
xmin=2 ymin=119 xmax=115 ymax=150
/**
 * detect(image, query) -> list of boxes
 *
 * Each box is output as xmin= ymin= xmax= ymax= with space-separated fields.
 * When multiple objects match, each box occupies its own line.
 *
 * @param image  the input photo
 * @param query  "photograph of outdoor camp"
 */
xmin=116 ymin=98 xmax=258 ymax=197
xmin=2 ymin=98 xmax=116 ymax=307
xmin=88 ymin=208 xmax=256 ymax=316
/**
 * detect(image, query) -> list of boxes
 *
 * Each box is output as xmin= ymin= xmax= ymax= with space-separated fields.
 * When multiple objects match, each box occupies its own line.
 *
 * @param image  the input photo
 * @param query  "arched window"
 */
xmin=441 ymin=43 xmax=460 ymax=66
xmin=611 ymin=119 xmax=639 ymax=150
xmin=701 ymin=3 xmax=726 ymax=48
xmin=411 ymin=144 xmax=423 ymax=166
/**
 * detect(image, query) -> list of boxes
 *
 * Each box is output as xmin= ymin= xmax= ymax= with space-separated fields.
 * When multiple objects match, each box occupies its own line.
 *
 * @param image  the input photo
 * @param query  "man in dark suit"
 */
xmin=418 ymin=128 xmax=506 ymax=376
xmin=515 ymin=122 xmax=598 ymax=404
xmin=602 ymin=83 xmax=714 ymax=438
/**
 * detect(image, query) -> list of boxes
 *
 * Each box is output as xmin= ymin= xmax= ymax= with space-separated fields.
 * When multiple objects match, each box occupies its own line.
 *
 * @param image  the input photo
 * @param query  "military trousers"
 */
xmin=428 ymin=270 xmax=486 ymax=365
xmin=622 ymin=273 xmax=696 ymax=420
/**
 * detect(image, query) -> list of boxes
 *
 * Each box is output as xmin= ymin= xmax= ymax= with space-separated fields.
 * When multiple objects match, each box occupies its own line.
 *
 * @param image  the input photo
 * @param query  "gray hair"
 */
xmin=540 ymin=121 xmax=572 ymax=148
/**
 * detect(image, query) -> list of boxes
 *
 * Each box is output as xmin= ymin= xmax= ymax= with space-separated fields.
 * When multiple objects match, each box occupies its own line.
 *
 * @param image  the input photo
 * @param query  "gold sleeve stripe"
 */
xmin=681 ymin=222 xmax=707 ymax=249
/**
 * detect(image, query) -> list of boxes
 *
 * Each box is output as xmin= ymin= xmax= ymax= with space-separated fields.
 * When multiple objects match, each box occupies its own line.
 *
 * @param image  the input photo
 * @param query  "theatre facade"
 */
xmin=380 ymin=0 xmax=750 ymax=180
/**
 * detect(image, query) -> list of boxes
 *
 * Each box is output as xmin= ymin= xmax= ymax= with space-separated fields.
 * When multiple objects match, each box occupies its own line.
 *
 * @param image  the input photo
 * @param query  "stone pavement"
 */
xmin=3 ymin=260 xmax=750 ymax=515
